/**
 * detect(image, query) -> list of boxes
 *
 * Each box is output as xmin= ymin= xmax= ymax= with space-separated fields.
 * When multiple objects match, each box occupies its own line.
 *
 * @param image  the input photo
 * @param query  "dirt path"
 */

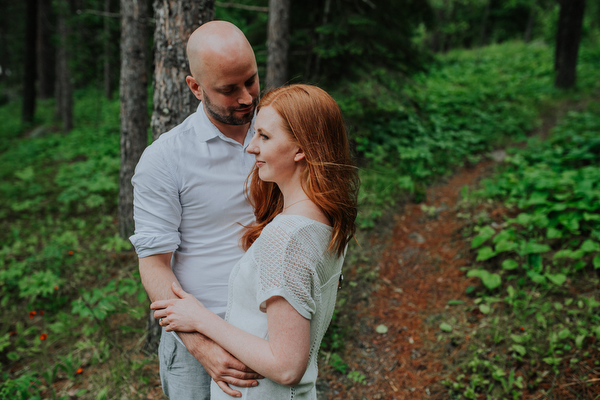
xmin=319 ymin=160 xmax=498 ymax=399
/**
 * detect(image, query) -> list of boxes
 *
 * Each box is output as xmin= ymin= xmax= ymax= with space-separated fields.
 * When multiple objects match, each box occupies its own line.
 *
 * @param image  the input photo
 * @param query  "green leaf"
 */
xmin=520 ymin=241 xmax=551 ymax=256
xmin=511 ymin=333 xmax=526 ymax=343
xmin=501 ymin=259 xmax=519 ymax=270
xmin=440 ymin=322 xmax=453 ymax=332
xmin=558 ymin=328 xmax=571 ymax=340
xmin=580 ymin=239 xmax=599 ymax=253
xmin=467 ymin=269 xmax=502 ymax=290
xmin=479 ymin=304 xmax=491 ymax=314
xmin=495 ymin=239 xmax=518 ymax=253
xmin=476 ymin=246 xmax=496 ymax=261
xmin=514 ymin=213 xmax=532 ymax=226
xmin=594 ymin=255 xmax=600 ymax=269
xmin=375 ymin=324 xmax=388 ymax=334
xmin=545 ymin=273 xmax=566 ymax=286
xmin=471 ymin=225 xmax=496 ymax=249
xmin=527 ymin=270 xmax=546 ymax=284
xmin=546 ymin=227 xmax=563 ymax=239
xmin=543 ymin=357 xmax=561 ymax=366
xmin=512 ymin=344 xmax=526 ymax=356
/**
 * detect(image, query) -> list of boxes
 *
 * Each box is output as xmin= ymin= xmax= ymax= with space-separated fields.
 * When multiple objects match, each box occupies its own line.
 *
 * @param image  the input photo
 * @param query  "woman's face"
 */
xmin=247 ymin=106 xmax=303 ymax=185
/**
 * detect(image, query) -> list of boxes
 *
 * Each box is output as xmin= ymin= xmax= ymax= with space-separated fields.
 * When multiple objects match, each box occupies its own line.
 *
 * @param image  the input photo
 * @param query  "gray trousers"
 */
xmin=159 ymin=330 xmax=212 ymax=400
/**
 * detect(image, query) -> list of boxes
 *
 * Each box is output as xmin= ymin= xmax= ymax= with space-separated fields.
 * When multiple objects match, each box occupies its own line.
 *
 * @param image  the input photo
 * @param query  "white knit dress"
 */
xmin=210 ymin=214 xmax=344 ymax=400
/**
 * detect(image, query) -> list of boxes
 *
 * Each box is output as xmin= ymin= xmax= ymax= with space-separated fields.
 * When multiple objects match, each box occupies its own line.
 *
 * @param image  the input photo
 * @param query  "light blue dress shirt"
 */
xmin=130 ymin=103 xmax=256 ymax=317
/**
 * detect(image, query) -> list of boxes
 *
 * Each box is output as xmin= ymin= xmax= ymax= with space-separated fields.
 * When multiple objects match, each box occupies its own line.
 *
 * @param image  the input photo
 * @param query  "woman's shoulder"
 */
xmin=257 ymin=214 xmax=331 ymax=250
xmin=269 ymin=214 xmax=331 ymax=234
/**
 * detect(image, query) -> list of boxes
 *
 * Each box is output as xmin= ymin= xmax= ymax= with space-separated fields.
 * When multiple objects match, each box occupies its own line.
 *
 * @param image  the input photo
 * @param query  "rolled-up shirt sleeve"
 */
xmin=129 ymin=142 xmax=182 ymax=258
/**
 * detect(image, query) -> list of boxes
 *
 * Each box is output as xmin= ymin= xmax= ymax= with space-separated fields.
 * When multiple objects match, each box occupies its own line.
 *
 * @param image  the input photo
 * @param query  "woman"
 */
xmin=151 ymin=84 xmax=359 ymax=399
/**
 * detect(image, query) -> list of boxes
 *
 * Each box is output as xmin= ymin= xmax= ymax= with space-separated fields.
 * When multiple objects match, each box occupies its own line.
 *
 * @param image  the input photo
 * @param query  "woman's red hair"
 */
xmin=241 ymin=84 xmax=359 ymax=257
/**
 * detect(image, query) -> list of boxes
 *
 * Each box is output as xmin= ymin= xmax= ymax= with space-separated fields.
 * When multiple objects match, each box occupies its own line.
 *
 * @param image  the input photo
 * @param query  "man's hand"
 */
xmin=179 ymin=332 xmax=262 ymax=397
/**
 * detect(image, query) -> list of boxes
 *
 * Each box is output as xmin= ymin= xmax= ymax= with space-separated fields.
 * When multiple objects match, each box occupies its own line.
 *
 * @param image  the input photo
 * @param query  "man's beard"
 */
xmin=203 ymin=91 xmax=258 ymax=126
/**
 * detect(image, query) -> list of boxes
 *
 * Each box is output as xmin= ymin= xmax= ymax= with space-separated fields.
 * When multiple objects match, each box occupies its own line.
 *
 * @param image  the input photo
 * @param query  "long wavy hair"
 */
xmin=241 ymin=84 xmax=359 ymax=257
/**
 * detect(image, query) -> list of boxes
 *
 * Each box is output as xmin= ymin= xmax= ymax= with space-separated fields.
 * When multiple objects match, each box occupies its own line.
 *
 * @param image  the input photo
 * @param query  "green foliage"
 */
xmin=288 ymin=0 xmax=433 ymax=82
xmin=0 ymin=88 xmax=149 ymax=399
xmin=335 ymin=40 xmax=600 ymax=229
xmin=445 ymin=101 xmax=600 ymax=398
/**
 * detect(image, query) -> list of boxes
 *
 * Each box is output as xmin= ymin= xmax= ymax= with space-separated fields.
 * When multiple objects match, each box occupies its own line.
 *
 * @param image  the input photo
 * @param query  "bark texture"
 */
xmin=56 ymin=0 xmax=73 ymax=133
xmin=22 ymin=0 xmax=37 ymax=123
xmin=554 ymin=0 xmax=586 ymax=89
xmin=104 ymin=0 xmax=113 ymax=100
xmin=145 ymin=0 xmax=215 ymax=354
xmin=37 ymin=0 xmax=54 ymax=99
xmin=266 ymin=0 xmax=290 ymax=90
xmin=119 ymin=0 xmax=148 ymax=241
xmin=151 ymin=0 xmax=215 ymax=141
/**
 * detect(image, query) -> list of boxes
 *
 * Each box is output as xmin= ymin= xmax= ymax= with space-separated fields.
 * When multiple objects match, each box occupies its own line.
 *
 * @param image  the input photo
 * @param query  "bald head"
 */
xmin=187 ymin=21 xmax=256 ymax=79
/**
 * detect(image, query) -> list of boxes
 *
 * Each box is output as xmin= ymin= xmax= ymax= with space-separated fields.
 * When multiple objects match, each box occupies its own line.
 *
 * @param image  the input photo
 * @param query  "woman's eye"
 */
xmin=260 ymin=134 xmax=268 ymax=140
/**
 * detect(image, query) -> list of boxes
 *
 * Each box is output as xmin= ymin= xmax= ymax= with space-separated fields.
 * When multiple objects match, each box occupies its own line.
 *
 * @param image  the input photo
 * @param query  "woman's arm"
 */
xmin=151 ymin=282 xmax=311 ymax=386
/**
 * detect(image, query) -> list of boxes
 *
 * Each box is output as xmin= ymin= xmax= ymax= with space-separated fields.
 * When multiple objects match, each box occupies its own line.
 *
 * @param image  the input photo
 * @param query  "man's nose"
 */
xmin=239 ymin=87 xmax=252 ymax=105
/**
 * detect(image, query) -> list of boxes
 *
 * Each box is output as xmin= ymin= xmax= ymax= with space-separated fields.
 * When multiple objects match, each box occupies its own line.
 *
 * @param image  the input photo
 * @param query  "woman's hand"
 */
xmin=151 ymin=282 xmax=207 ymax=333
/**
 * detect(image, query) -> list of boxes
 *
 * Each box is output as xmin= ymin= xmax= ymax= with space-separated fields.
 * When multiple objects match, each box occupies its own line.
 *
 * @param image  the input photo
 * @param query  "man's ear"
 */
xmin=294 ymin=149 xmax=305 ymax=162
xmin=186 ymin=76 xmax=203 ymax=101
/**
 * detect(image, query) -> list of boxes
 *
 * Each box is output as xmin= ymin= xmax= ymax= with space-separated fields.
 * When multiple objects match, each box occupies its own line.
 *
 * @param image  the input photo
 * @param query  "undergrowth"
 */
xmin=1 ymin=38 xmax=599 ymax=398
xmin=441 ymin=101 xmax=600 ymax=399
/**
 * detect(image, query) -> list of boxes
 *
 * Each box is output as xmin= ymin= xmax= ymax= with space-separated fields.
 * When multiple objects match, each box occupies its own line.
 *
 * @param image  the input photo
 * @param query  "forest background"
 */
xmin=0 ymin=0 xmax=599 ymax=399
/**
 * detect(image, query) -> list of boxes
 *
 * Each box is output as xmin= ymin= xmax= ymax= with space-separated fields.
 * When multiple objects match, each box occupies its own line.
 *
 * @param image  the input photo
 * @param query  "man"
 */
xmin=130 ymin=21 xmax=261 ymax=399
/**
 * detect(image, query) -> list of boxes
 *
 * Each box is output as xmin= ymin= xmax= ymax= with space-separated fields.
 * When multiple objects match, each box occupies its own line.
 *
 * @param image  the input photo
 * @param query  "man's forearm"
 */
xmin=139 ymin=253 xmax=179 ymax=302
xmin=139 ymin=254 xmax=209 ymax=352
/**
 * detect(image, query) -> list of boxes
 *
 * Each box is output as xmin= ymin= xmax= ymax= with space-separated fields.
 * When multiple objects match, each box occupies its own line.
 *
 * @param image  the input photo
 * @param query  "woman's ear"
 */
xmin=294 ymin=149 xmax=305 ymax=162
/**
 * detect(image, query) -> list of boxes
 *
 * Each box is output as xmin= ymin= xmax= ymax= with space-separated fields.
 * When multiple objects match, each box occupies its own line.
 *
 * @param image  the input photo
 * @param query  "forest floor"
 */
xmin=317 ymin=158 xmax=497 ymax=399
xmin=316 ymin=100 xmax=600 ymax=400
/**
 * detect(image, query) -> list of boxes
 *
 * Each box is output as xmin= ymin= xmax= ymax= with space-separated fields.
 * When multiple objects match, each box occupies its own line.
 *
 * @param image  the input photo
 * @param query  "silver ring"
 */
xmin=160 ymin=318 xmax=164 ymax=325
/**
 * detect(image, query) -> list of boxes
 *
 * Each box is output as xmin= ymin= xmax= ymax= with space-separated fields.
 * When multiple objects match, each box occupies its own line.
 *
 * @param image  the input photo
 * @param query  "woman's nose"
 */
xmin=246 ymin=139 xmax=258 ymax=154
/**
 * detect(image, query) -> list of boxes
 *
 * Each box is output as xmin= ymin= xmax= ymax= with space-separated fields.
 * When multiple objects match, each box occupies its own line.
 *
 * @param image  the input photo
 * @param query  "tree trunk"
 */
xmin=104 ymin=0 xmax=113 ymax=100
xmin=306 ymin=0 xmax=330 ymax=82
xmin=37 ymin=0 xmax=54 ymax=99
xmin=523 ymin=1 xmax=536 ymax=43
xmin=479 ymin=0 xmax=491 ymax=47
xmin=554 ymin=0 xmax=586 ymax=89
xmin=119 ymin=0 xmax=148 ymax=242
xmin=22 ymin=0 xmax=37 ymax=123
xmin=144 ymin=0 xmax=215 ymax=354
xmin=151 ymin=0 xmax=215 ymax=141
xmin=266 ymin=0 xmax=290 ymax=90
xmin=56 ymin=0 xmax=73 ymax=133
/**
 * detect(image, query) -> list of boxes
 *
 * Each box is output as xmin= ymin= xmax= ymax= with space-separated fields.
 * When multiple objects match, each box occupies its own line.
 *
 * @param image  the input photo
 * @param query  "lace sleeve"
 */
xmin=255 ymin=222 xmax=324 ymax=319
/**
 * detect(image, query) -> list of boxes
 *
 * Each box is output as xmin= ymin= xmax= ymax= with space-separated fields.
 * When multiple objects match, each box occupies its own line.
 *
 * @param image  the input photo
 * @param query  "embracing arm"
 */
xmin=153 ymin=283 xmax=311 ymax=386
xmin=139 ymin=255 xmax=261 ymax=396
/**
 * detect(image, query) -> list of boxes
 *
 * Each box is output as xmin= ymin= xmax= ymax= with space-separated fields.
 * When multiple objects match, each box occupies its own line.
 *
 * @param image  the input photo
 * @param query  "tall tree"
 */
xmin=554 ymin=0 xmax=586 ymax=89
xmin=104 ymin=0 xmax=114 ymax=99
xmin=119 ymin=0 xmax=148 ymax=241
xmin=55 ymin=0 xmax=73 ymax=132
xmin=37 ymin=0 xmax=54 ymax=99
xmin=144 ymin=0 xmax=215 ymax=354
xmin=22 ymin=0 xmax=37 ymax=123
xmin=266 ymin=0 xmax=290 ymax=89
xmin=151 ymin=0 xmax=215 ymax=141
